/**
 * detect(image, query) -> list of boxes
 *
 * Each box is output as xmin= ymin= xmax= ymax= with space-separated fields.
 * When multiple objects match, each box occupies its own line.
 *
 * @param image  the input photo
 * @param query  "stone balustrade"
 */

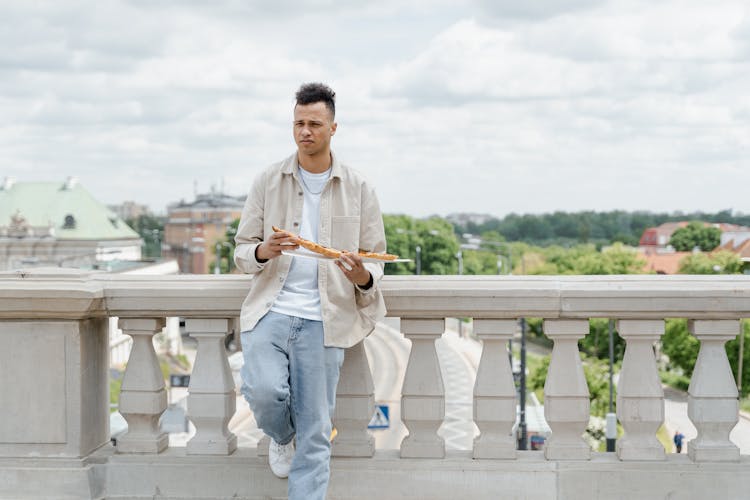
xmin=1 ymin=270 xmax=750 ymax=499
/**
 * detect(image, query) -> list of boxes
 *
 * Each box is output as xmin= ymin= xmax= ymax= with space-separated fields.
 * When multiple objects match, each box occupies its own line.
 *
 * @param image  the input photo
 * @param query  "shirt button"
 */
xmin=265 ymin=302 xmax=271 ymax=307
xmin=293 ymin=222 xmax=299 ymax=227
xmin=279 ymin=276 xmax=284 ymax=283
xmin=298 ymin=191 xmax=303 ymax=196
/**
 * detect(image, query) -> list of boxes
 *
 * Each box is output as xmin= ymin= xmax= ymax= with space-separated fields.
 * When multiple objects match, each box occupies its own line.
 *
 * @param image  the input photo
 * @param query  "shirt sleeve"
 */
xmin=355 ymin=181 xmax=386 ymax=303
xmin=234 ymin=171 xmax=268 ymax=274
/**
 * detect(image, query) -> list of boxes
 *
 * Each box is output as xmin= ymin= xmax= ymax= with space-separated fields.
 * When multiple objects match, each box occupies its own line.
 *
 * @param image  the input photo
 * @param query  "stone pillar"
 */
xmin=616 ymin=320 xmax=665 ymax=461
xmin=186 ymin=319 xmax=237 ymax=455
xmin=116 ymin=318 xmax=168 ymax=454
xmin=473 ymin=319 xmax=517 ymax=459
xmin=687 ymin=320 xmax=740 ymax=462
xmin=400 ymin=318 xmax=445 ymax=458
xmin=332 ymin=340 xmax=375 ymax=457
xmin=543 ymin=319 xmax=591 ymax=460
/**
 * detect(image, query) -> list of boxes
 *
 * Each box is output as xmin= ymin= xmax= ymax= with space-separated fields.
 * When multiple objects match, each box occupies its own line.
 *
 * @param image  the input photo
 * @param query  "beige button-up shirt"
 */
xmin=234 ymin=152 xmax=387 ymax=348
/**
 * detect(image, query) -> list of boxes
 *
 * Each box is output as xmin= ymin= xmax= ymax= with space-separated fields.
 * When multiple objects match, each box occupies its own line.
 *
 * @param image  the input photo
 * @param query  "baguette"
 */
xmin=272 ymin=225 xmax=342 ymax=258
xmin=271 ymin=225 xmax=399 ymax=261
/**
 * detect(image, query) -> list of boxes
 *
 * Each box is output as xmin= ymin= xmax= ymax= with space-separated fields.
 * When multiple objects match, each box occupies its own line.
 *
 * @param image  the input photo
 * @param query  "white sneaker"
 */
xmin=268 ymin=438 xmax=295 ymax=479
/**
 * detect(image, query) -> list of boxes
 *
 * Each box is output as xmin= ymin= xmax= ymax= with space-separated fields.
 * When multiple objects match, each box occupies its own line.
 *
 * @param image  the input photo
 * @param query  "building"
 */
xmin=0 ymin=177 xmax=142 ymax=271
xmin=107 ymin=200 xmax=152 ymax=221
xmin=719 ymin=224 xmax=750 ymax=248
xmin=163 ymin=189 xmax=244 ymax=273
xmin=639 ymin=221 xmax=750 ymax=251
xmin=638 ymin=222 xmax=689 ymax=249
xmin=638 ymin=250 xmax=692 ymax=274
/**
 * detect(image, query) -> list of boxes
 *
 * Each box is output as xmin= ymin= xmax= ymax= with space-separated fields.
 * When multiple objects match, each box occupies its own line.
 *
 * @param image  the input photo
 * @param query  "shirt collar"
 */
xmin=281 ymin=151 xmax=342 ymax=179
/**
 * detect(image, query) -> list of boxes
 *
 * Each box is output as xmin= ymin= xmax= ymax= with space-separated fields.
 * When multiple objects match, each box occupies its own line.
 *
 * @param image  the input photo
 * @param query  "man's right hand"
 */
xmin=255 ymin=230 xmax=300 ymax=261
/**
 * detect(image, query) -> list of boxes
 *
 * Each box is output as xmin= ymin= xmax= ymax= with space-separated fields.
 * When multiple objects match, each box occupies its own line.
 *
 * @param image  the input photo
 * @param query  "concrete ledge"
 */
xmin=3 ymin=447 xmax=750 ymax=499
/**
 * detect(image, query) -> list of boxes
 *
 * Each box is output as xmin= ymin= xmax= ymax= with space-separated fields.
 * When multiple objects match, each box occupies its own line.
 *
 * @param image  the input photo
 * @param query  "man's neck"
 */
xmin=298 ymin=149 xmax=332 ymax=174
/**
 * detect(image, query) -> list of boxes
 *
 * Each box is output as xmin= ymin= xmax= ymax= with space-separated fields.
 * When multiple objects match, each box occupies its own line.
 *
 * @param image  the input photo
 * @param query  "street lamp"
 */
xmin=606 ymin=319 xmax=617 ymax=452
xmin=461 ymin=234 xmax=513 ymax=275
xmin=396 ymin=228 xmax=438 ymax=275
xmin=151 ymin=229 xmax=161 ymax=259
xmin=517 ymin=317 xmax=528 ymax=450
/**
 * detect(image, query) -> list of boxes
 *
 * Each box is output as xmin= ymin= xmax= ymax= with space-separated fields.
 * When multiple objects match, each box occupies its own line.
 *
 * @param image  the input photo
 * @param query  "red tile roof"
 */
xmin=638 ymin=250 xmax=692 ymax=275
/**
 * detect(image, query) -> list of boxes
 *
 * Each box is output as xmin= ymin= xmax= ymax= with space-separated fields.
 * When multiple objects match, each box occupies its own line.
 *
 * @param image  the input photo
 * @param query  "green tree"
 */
xmin=125 ymin=214 xmax=165 ymax=258
xmin=528 ymin=354 xmax=616 ymax=417
xmin=669 ymin=221 xmax=721 ymax=251
xmin=209 ymin=218 xmax=239 ymax=274
xmin=523 ymin=243 xmax=644 ymax=276
xmin=677 ymin=250 xmax=744 ymax=274
xmin=661 ymin=319 xmax=700 ymax=376
xmin=726 ymin=320 xmax=750 ymax=397
xmin=383 ymin=215 xmax=459 ymax=275
xmin=578 ymin=318 xmax=626 ymax=362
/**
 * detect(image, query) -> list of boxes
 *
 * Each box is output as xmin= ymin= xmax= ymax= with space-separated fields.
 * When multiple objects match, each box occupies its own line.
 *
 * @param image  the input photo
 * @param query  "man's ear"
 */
xmin=331 ymin=122 xmax=337 ymax=136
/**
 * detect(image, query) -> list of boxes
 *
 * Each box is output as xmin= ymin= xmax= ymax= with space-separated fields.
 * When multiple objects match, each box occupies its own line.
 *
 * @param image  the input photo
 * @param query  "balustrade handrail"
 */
xmin=1 ymin=270 xmax=749 ymax=319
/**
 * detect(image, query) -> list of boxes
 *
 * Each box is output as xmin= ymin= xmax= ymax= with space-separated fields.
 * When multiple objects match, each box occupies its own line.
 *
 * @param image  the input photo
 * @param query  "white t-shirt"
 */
xmin=270 ymin=165 xmax=331 ymax=321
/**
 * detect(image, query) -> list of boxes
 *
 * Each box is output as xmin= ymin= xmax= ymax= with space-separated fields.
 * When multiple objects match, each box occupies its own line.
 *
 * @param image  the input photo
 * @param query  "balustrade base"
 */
xmin=186 ymin=434 xmax=238 ymax=456
xmin=399 ymin=436 xmax=445 ymax=459
xmin=332 ymin=433 xmax=376 ymax=458
xmin=473 ymin=436 xmax=517 ymax=459
xmin=616 ymin=439 xmax=666 ymax=461
xmin=116 ymin=433 xmax=169 ymax=455
xmin=3 ymin=448 xmax=750 ymax=500
xmin=544 ymin=441 xmax=591 ymax=461
xmin=688 ymin=442 xmax=741 ymax=463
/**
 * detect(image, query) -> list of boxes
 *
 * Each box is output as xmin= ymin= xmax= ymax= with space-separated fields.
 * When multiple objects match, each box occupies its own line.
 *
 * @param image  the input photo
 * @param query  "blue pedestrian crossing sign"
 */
xmin=367 ymin=405 xmax=390 ymax=429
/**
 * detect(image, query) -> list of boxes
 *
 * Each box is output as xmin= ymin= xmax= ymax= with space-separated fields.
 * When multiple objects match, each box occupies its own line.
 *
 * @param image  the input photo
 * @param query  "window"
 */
xmin=63 ymin=214 xmax=76 ymax=229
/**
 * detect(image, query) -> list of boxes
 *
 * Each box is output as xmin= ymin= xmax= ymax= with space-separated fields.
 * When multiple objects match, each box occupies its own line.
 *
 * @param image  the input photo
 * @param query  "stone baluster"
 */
xmin=185 ymin=319 xmax=237 ymax=455
xmin=332 ymin=340 xmax=375 ymax=457
xmin=543 ymin=319 xmax=591 ymax=460
xmin=687 ymin=320 xmax=740 ymax=462
xmin=473 ymin=319 xmax=517 ymax=459
xmin=400 ymin=318 xmax=445 ymax=458
xmin=616 ymin=320 xmax=665 ymax=460
xmin=116 ymin=318 xmax=168 ymax=453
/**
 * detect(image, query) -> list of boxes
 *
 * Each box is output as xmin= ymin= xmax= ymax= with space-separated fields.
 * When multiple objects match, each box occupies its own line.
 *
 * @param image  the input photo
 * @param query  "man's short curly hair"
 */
xmin=295 ymin=82 xmax=336 ymax=119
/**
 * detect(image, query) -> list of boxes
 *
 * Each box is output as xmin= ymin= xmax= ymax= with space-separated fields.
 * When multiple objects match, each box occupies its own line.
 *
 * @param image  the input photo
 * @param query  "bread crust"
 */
xmin=271 ymin=225 xmax=398 ymax=261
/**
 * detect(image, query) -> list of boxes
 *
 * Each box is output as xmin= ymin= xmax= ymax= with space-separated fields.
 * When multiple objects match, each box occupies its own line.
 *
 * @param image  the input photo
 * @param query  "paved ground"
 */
xmin=663 ymin=385 xmax=750 ymax=454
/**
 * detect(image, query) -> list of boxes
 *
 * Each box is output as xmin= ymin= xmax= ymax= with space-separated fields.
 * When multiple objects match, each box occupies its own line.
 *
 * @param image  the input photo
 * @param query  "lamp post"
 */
xmin=151 ymin=229 xmax=161 ymax=259
xmin=517 ymin=317 xmax=528 ymax=450
xmin=606 ymin=319 xmax=617 ymax=452
xmin=461 ymin=234 xmax=513 ymax=275
xmin=415 ymin=245 xmax=422 ymax=275
xmin=396 ymin=228 xmax=436 ymax=275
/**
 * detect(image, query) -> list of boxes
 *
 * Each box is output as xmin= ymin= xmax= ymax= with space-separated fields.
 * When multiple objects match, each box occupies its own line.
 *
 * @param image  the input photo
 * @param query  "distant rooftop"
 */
xmin=168 ymin=190 xmax=244 ymax=211
xmin=0 ymin=177 xmax=140 ymax=240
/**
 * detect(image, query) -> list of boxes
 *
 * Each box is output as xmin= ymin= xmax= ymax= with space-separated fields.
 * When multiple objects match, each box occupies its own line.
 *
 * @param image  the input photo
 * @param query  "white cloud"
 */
xmin=0 ymin=0 xmax=748 ymax=219
xmin=475 ymin=0 xmax=607 ymax=21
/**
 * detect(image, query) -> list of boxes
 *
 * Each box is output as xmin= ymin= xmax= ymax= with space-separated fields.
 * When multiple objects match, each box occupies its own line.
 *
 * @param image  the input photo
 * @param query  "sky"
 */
xmin=1 ymin=0 xmax=749 ymax=218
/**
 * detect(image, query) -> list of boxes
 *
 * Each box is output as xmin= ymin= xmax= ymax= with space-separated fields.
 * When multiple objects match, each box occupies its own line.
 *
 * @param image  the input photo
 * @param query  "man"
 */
xmin=233 ymin=82 xmax=386 ymax=500
xmin=673 ymin=430 xmax=685 ymax=453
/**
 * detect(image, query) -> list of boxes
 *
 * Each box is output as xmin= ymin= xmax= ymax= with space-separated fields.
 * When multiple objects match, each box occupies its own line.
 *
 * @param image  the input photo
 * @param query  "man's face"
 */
xmin=293 ymin=101 xmax=337 ymax=156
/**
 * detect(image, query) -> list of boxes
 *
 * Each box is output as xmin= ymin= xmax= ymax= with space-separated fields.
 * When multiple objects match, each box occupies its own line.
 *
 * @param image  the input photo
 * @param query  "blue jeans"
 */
xmin=240 ymin=311 xmax=344 ymax=500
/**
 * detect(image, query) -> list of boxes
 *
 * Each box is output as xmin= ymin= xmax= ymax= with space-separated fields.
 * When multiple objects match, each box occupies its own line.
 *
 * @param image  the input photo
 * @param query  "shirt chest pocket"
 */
xmin=331 ymin=215 xmax=360 ymax=252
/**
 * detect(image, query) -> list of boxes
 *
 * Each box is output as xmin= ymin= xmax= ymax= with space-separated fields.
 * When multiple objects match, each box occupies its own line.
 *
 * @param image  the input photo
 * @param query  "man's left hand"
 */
xmin=336 ymin=252 xmax=371 ymax=287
